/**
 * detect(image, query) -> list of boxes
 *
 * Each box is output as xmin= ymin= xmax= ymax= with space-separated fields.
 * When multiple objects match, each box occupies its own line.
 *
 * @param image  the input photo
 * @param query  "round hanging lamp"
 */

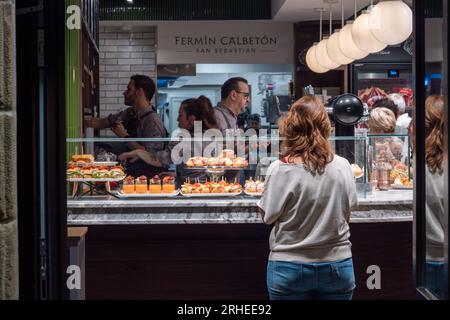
xmin=326 ymin=30 xmax=354 ymax=65
xmin=306 ymin=44 xmax=329 ymax=73
xmin=352 ymin=10 xmax=387 ymax=53
xmin=369 ymin=0 xmax=413 ymax=45
xmin=338 ymin=22 xmax=369 ymax=60
xmin=316 ymin=37 xmax=341 ymax=70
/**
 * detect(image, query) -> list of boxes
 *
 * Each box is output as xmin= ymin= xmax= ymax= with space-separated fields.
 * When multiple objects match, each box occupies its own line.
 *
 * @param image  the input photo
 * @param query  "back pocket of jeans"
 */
xmin=272 ymin=261 xmax=303 ymax=293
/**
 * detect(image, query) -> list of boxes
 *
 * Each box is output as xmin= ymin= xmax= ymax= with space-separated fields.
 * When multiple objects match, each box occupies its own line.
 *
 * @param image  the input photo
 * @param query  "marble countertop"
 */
xmin=67 ymin=190 xmax=412 ymax=208
xmin=67 ymin=190 xmax=413 ymax=225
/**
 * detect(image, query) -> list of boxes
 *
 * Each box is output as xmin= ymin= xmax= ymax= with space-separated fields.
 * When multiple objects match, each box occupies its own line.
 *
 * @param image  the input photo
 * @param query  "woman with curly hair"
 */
xmin=258 ymin=96 xmax=358 ymax=300
xmin=424 ymin=95 xmax=445 ymax=297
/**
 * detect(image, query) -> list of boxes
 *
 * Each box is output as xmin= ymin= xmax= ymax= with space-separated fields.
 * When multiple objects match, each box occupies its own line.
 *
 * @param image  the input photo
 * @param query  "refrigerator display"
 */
xmin=351 ymin=63 xmax=413 ymax=108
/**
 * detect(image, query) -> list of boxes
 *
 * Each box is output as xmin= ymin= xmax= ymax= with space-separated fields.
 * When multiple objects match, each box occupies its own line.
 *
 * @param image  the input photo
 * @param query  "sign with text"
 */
xmin=157 ymin=22 xmax=293 ymax=64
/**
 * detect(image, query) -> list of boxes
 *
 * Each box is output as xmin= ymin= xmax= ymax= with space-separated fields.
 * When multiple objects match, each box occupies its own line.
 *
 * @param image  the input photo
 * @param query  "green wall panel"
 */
xmin=65 ymin=0 xmax=82 ymax=161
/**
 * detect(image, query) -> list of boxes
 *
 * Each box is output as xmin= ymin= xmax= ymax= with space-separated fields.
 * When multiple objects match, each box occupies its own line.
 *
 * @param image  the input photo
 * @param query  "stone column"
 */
xmin=0 ymin=0 xmax=18 ymax=300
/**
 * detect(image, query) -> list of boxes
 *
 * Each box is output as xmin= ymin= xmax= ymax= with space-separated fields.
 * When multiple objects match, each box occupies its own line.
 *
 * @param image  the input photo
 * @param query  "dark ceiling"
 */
xmin=100 ymin=0 xmax=272 ymax=21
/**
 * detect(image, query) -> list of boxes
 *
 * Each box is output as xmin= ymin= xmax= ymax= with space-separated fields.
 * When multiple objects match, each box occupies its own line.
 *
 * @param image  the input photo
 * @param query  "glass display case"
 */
xmin=65 ymin=133 xmax=413 ymax=199
xmin=367 ymin=134 xmax=412 ymax=191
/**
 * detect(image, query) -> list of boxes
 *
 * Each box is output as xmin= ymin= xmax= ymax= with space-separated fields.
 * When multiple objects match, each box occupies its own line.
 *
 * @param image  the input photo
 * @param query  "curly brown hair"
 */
xmin=425 ymin=95 xmax=444 ymax=174
xmin=279 ymin=96 xmax=334 ymax=175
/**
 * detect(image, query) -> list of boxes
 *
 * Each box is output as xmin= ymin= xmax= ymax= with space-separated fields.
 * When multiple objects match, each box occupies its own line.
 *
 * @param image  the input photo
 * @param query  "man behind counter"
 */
xmin=84 ymin=74 xmax=167 ymax=178
xmin=214 ymin=77 xmax=250 ymax=134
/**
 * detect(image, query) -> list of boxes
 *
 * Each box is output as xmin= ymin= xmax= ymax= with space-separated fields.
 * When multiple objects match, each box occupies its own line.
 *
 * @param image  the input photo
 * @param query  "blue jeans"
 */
xmin=267 ymin=258 xmax=356 ymax=300
xmin=425 ymin=261 xmax=445 ymax=298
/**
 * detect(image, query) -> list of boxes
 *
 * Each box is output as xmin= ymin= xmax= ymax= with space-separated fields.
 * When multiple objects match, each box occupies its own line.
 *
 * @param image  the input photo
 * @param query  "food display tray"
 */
xmin=116 ymin=190 xmax=180 ymax=198
xmin=243 ymin=190 xmax=263 ymax=197
xmin=186 ymin=166 xmax=247 ymax=170
xmin=390 ymin=184 xmax=413 ymax=190
xmin=180 ymin=191 xmax=242 ymax=197
xmin=71 ymin=161 xmax=119 ymax=167
xmin=68 ymin=177 xmax=125 ymax=182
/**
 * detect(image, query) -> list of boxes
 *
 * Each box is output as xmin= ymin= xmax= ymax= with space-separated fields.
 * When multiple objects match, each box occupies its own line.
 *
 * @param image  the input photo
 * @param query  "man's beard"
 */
xmin=124 ymin=97 xmax=135 ymax=106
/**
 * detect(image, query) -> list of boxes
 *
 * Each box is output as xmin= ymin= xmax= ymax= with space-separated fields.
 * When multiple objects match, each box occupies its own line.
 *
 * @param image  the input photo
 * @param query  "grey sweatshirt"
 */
xmin=257 ymin=156 xmax=358 ymax=263
xmin=425 ymin=168 xmax=444 ymax=262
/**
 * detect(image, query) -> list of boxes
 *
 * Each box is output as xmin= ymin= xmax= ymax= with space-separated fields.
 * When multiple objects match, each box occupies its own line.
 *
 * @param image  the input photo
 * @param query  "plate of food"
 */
xmin=67 ymin=165 xmax=125 ymax=181
xmin=119 ymin=175 xmax=178 ymax=197
xmin=116 ymin=190 xmax=180 ymax=198
xmin=180 ymin=180 xmax=242 ymax=197
xmin=351 ymin=164 xmax=364 ymax=179
xmin=180 ymin=191 xmax=242 ymax=197
xmin=391 ymin=177 xmax=413 ymax=189
xmin=68 ymin=177 xmax=125 ymax=182
xmin=185 ymin=150 xmax=249 ymax=169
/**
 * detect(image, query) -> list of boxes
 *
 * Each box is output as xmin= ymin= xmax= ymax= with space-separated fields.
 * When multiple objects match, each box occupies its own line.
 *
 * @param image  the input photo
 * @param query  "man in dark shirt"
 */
xmin=85 ymin=74 xmax=167 ymax=178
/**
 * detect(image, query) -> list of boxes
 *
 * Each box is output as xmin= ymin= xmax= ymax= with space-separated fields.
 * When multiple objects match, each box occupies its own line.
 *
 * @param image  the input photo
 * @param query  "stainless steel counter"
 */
xmin=67 ymin=190 xmax=413 ymax=225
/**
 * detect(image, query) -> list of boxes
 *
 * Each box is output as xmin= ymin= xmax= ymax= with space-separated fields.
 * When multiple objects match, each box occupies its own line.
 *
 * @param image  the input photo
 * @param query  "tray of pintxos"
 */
xmin=117 ymin=175 xmax=180 ymax=197
xmin=185 ymin=149 xmax=249 ymax=169
xmin=391 ymin=177 xmax=413 ymax=189
xmin=243 ymin=178 xmax=265 ymax=197
xmin=180 ymin=179 xmax=242 ymax=197
xmin=68 ymin=154 xmax=118 ymax=167
xmin=66 ymin=165 xmax=125 ymax=181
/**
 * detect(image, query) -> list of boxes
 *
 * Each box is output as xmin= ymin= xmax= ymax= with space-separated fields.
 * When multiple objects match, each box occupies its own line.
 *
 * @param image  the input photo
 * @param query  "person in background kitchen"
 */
xmin=214 ymin=77 xmax=250 ymax=182
xmin=258 ymin=96 xmax=358 ymax=300
xmin=84 ymin=74 xmax=167 ymax=178
xmin=367 ymin=107 xmax=404 ymax=161
xmin=388 ymin=93 xmax=412 ymax=134
xmin=388 ymin=93 xmax=412 ymax=165
xmin=118 ymin=96 xmax=219 ymax=188
xmin=214 ymin=77 xmax=250 ymax=135
xmin=371 ymin=98 xmax=399 ymax=120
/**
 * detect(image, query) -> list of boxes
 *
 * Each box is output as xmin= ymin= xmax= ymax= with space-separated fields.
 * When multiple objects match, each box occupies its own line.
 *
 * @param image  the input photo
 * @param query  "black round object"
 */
xmin=331 ymin=94 xmax=364 ymax=125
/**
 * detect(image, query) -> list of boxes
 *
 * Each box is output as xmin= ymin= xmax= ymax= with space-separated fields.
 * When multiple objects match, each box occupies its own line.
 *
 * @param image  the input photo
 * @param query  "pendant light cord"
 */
xmin=320 ymin=10 xmax=323 ymax=41
xmin=329 ymin=3 xmax=333 ymax=36
xmin=341 ymin=0 xmax=344 ymax=28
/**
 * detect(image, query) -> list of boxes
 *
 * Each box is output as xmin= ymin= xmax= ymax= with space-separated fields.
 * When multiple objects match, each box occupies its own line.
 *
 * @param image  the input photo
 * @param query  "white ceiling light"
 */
xmin=327 ymin=31 xmax=353 ymax=65
xmin=338 ymin=22 xmax=369 ymax=60
xmin=316 ymin=37 xmax=341 ymax=70
xmin=369 ymin=0 xmax=413 ymax=45
xmin=352 ymin=10 xmax=387 ymax=53
xmin=326 ymin=0 xmax=353 ymax=65
xmin=306 ymin=8 xmax=330 ymax=73
xmin=316 ymin=1 xmax=340 ymax=70
xmin=306 ymin=44 xmax=329 ymax=73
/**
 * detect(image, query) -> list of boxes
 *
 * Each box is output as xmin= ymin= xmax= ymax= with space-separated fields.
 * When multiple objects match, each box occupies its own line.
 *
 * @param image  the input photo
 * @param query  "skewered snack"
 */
xmin=147 ymin=175 xmax=161 ymax=194
xmin=185 ymin=154 xmax=248 ymax=168
xmin=181 ymin=178 xmax=242 ymax=194
xmin=244 ymin=177 xmax=265 ymax=193
xmin=66 ymin=166 xmax=82 ymax=178
xmin=135 ymin=176 xmax=148 ymax=194
xmin=162 ymin=176 xmax=176 ymax=194
xmin=219 ymin=149 xmax=236 ymax=159
xmin=122 ymin=176 xmax=135 ymax=194
xmin=109 ymin=166 xmax=125 ymax=178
